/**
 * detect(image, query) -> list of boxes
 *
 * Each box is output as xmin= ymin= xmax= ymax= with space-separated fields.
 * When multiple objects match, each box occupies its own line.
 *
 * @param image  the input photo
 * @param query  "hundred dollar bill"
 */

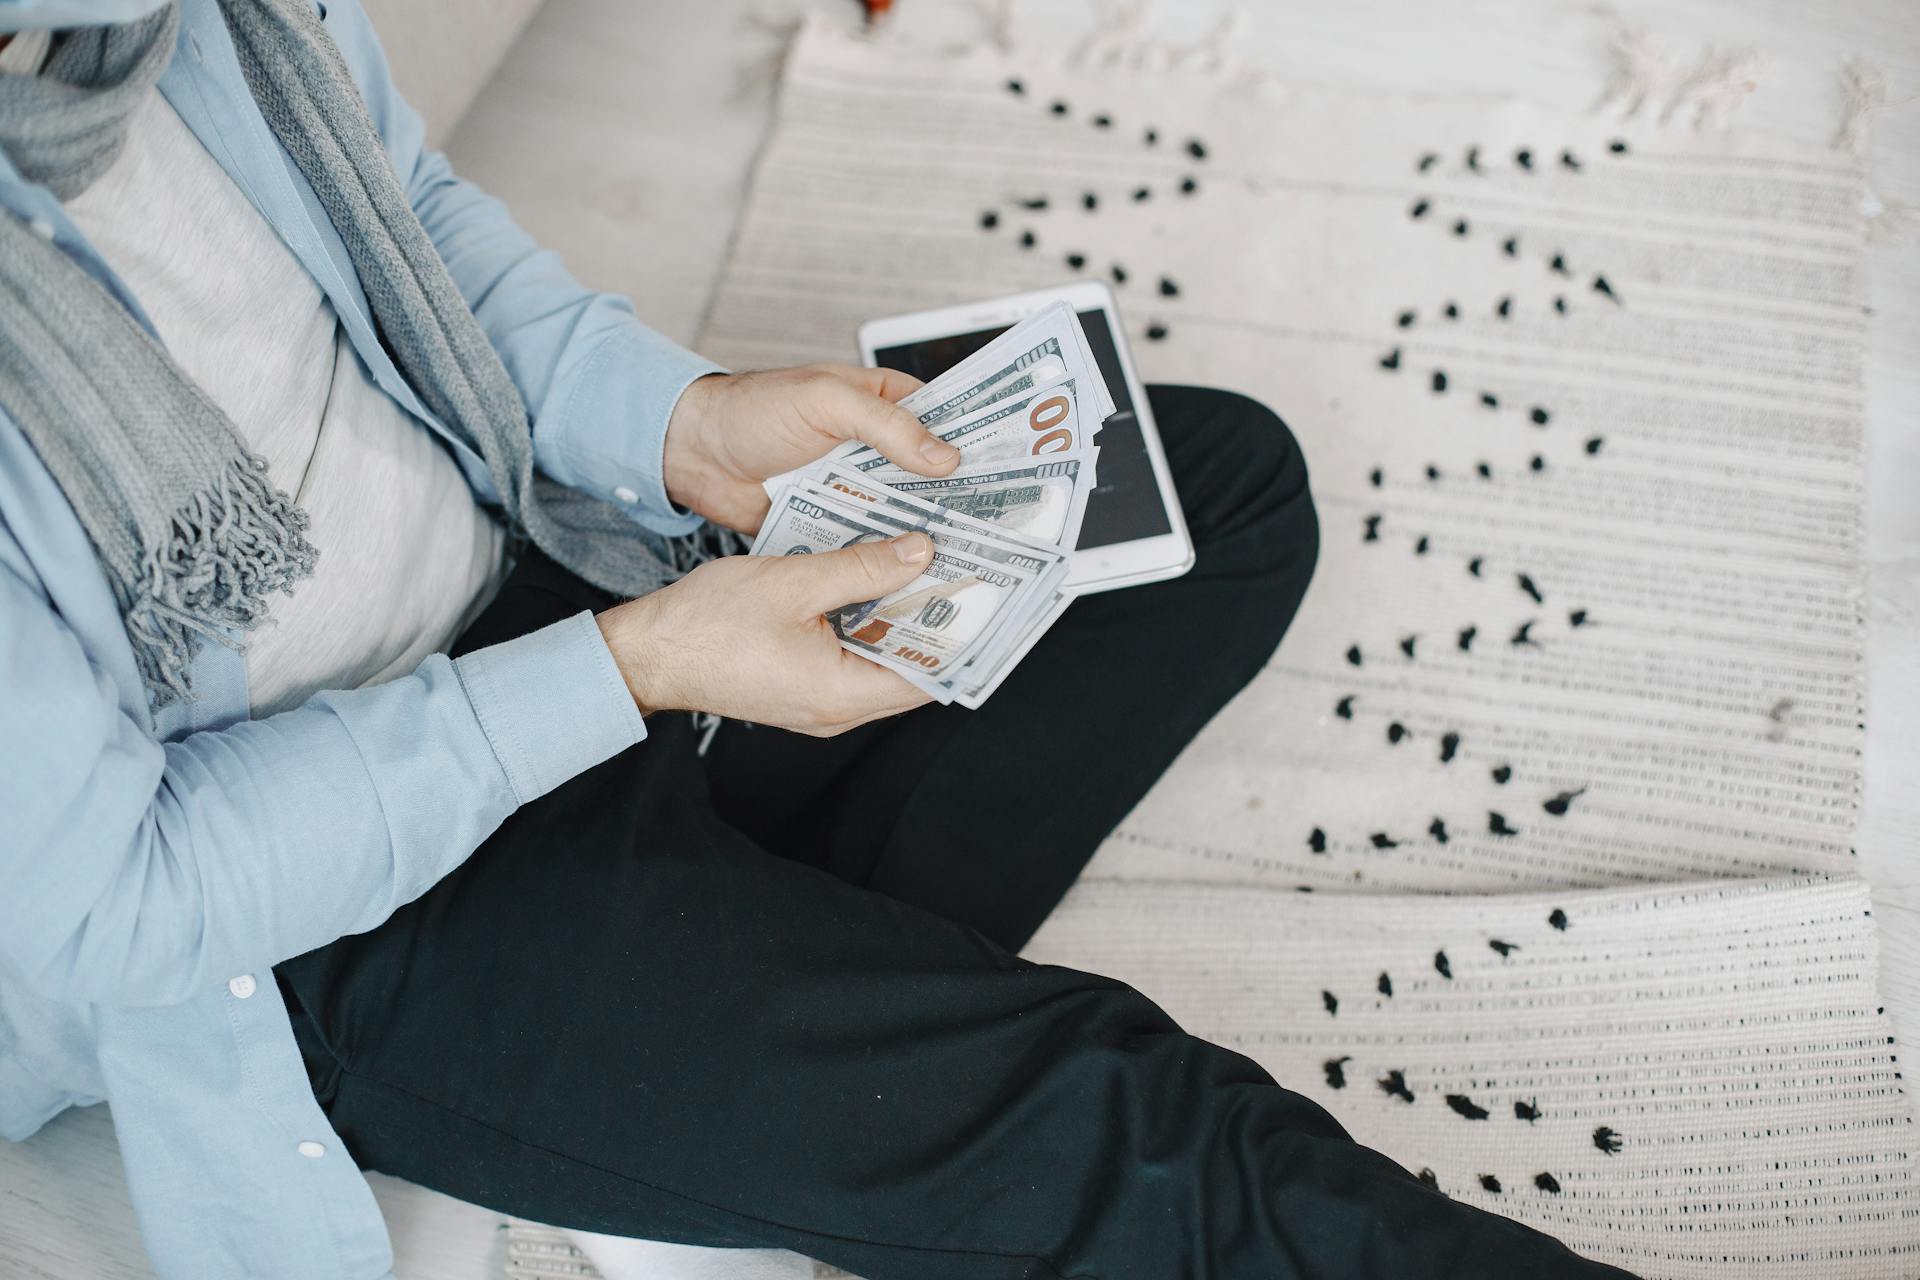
xmin=841 ymin=377 xmax=1095 ymax=476
xmin=950 ymin=589 xmax=1076 ymax=708
xmin=898 ymin=302 xmax=1116 ymax=426
xmin=794 ymin=477 xmax=1063 ymax=663
xmin=750 ymin=486 xmax=1040 ymax=695
xmin=864 ymin=456 xmax=1092 ymax=549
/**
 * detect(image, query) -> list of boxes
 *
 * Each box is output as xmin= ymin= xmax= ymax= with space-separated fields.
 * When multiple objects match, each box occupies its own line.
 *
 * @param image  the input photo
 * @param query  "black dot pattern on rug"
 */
xmin=1488 ymin=811 xmax=1520 ymax=837
xmin=1510 ymin=620 xmax=1538 ymax=646
xmin=1465 ymin=145 xmax=1481 ymax=172
xmin=1146 ymin=322 xmax=1169 ymax=341
xmin=1426 ymin=464 xmax=1441 ymax=481
xmin=1514 ymin=1097 xmax=1541 ymax=1120
xmin=1480 ymin=1174 xmax=1503 ymax=1194
xmin=1550 ymin=252 xmax=1569 ymax=275
xmin=1530 ymin=406 xmax=1550 ymax=425
xmin=1111 ymin=263 xmax=1128 ymax=285
xmin=1324 ymin=1056 xmax=1351 ymax=1089
xmin=1475 ymin=461 xmax=1491 ymax=479
xmin=1530 ymin=454 xmax=1546 ymax=472
xmin=1593 ymin=274 xmax=1619 ymax=302
xmin=1585 ymin=435 xmax=1605 ymax=455
xmin=1379 ymin=348 xmax=1402 ymax=370
xmin=1515 ymin=148 xmax=1533 ymax=170
xmin=1380 ymin=1070 xmax=1415 ymax=1102
xmin=1398 ymin=309 xmax=1417 ymax=328
xmin=1322 ymin=989 xmax=1339 ymax=1014
xmin=1419 ymin=1168 xmax=1441 ymax=1191
xmin=1371 ymin=831 xmax=1400 ymax=849
xmin=1457 ymin=625 xmax=1477 ymax=650
xmin=1065 ymin=253 xmax=1086 ymax=270
xmin=1447 ymin=1094 xmax=1491 ymax=1121
xmin=1518 ymin=573 xmax=1543 ymax=604
xmin=1491 ymin=939 xmax=1520 ymax=957
xmin=1569 ymin=608 xmax=1589 ymax=627
xmin=1496 ymin=296 xmax=1512 ymax=318
xmin=1006 ymin=78 xmax=1025 ymax=95
xmin=1309 ymin=826 xmax=1328 ymax=853
xmin=1492 ymin=764 xmax=1512 ymax=784
xmin=1159 ymin=276 xmax=1181 ymax=297
xmin=1415 ymin=535 xmax=1430 ymax=555
xmin=1387 ymin=721 xmax=1408 ymax=744
xmin=1553 ymin=296 xmax=1567 ymax=315
xmin=1430 ymin=817 xmax=1450 ymax=843
xmin=1444 ymin=301 xmax=1460 ymax=320
xmin=1336 ymin=695 xmax=1356 ymax=719
xmin=1549 ymin=907 xmax=1570 ymax=930
xmin=1434 ymin=950 xmax=1452 ymax=979
xmin=1186 ymin=138 xmax=1208 ymax=160
xmin=1347 ymin=644 xmax=1364 ymax=666
xmin=1468 ymin=557 xmax=1484 ymax=577
xmin=1133 ymin=185 xmax=1152 ymax=201
xmin=1535 ymin=1172 xmax=1563 ymax=1194
xmin=1378 ymin=972 xmax=1394 ymax=997
xmin=1410 ymin=199 xmax=1430 ymax=219
xmin=1369 ymin=467 xmax=1384 ymax=488
xmin=1502 ymin=235 xmax=1519 ymax=256
xmin=1608 ymin=138 xmax=1628 ymax=154
xmin=1180 ymin=176 xmax=1200 ymax=195
xmin=1092 ymin=113 xmax=1112 ymax=128
xmin=1399 ymin=635 xmax=1418 ymax=658
xmin=1019 ymin=230 xmax=1037 ymax=249
xmin=1561 ymin=149 xmax=1582 ymax=171
xmin=1452 ymin=218 xmax=1470 ymax=237
xmin=1019 ymin=196 xmax=1049 ymax=210
xmin=1594 ymin=1126 xmax=1623 ymax=1155
xmin=1144 ymin=127 xmax=1159 ymax=145
xmin=1543 ymin=787 xmax=1587 ymax=816
xmin=1440 ymin=731 xmax=1461 ymax=762
xmin=980 ymin=210 xmax=999 ymax=230
xmin=1082 ymin=192 xmax=1098 ymax=211
xmin=1050 ymin=100 xmax=1069 ymax=116
xmin=1418 ymin=152 xmax=1439 ymax=172
xmin=1432 ymin=370 xmax=1449 ymax=394
xmin=1481 ymin=391 xmax=1499 ymax=408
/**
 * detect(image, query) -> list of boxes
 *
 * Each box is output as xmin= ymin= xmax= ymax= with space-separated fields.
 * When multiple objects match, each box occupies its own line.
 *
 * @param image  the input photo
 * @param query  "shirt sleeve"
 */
xmin=0 ymin=519 xmax=644 ymax=1007
xmin=321 ymin=0 xmax=722 ymax=535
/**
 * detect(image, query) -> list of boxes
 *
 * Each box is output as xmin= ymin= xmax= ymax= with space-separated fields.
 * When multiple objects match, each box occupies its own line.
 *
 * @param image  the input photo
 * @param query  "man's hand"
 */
xmin=596 ymin=531 xmax=936 ymax=735
xmin=663 ymin=365 xmax=959 ymax=533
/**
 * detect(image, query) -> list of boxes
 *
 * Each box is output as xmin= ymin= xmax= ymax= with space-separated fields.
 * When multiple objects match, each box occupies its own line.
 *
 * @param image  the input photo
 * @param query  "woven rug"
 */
xmin=520 ymin=17 xmax=1916 ymax=1280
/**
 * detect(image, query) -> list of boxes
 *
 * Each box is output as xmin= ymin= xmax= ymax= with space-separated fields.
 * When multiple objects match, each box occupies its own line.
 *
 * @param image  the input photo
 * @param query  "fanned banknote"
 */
xmin=752 ymin=303 xmax=1111 ymax=704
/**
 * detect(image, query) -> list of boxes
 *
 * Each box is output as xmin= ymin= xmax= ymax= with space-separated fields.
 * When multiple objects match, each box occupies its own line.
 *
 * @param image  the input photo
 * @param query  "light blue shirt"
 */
xmin=0 ymin=1 xmax=723 ymax=1274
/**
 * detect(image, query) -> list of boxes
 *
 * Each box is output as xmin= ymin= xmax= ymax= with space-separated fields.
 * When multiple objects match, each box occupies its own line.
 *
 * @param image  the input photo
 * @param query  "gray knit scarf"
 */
xmin=0 ymin=2 xmax=720 ymax=708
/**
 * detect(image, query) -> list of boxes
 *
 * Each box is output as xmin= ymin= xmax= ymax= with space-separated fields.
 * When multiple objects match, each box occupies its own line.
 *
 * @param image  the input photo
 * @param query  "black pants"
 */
xmin=278 ymin=387 xmax=1627 ymax=1279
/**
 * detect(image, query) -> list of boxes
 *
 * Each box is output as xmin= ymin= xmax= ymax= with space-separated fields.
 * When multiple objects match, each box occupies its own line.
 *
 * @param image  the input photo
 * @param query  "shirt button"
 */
xmin=27 ymin=214 xmax=56 ymax=241
xmin=612 ymin=485 xmax=639 ymax=505
xmin=297 ymin=1141 xmax=326 ymax=1159
xmin=228 ymin=974 xmax=257 ymax=999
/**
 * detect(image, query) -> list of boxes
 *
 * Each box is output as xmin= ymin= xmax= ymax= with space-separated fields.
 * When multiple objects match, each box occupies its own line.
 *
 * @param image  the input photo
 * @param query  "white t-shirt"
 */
xmin=56 ymin=82 xmax=508 ymax=716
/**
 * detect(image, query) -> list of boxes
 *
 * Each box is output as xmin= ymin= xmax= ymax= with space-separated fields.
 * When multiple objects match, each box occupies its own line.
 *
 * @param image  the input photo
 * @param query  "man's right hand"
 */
xmin=595 ymin=533 xmax=936 ymax=736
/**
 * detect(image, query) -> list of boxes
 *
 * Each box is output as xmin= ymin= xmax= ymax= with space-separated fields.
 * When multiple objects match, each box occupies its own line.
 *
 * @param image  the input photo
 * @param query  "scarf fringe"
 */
xmin=120 ymin=452 xmax=317 ymax=706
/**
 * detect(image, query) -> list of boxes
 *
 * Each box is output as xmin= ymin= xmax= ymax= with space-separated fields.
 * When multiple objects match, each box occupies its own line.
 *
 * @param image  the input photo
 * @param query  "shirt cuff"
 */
xmin=537 ymin=323 xmax=724 ymax=538
xmin=452 ymin=611 xmax=645 ymax=805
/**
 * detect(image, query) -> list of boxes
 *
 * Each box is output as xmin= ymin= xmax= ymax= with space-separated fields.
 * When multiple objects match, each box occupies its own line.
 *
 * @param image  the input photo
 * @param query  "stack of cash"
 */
xmin=752 ymin=303 xmax=1114 ymax=708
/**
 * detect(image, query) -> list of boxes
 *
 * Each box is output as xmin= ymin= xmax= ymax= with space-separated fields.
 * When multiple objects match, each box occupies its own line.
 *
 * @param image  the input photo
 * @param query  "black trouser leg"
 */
xmin=700 ymin=385 xmax=1319 ymax=950
xmin=276 ymin=388 xmax=1631 ymax=1279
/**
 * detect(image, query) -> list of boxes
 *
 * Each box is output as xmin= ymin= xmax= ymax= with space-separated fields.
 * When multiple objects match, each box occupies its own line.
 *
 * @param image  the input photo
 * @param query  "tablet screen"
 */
xmin=873 ymin=308 xmax=1174 ymax=550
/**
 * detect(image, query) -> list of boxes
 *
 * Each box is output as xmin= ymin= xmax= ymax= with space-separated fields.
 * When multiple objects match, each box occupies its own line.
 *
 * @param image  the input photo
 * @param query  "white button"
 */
xmin=297 ymin=1141 xmax=326 ymax=1159
xmin=28 ymin=215 xmax=56 ymax=241
xmin=227 ymin=974 xmax=257 ymax=999
xmin=612 ymin=485 xmax=639 ymax=505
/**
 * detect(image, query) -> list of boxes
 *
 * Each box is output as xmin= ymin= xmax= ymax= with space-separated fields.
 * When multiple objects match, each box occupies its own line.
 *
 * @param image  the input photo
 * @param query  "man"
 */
xmin=0 ymin=2 xmax=1634 ymax=1277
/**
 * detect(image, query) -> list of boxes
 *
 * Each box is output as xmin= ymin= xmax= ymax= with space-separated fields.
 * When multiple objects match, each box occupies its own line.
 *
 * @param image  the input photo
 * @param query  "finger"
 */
xmin=828 ymin=651 xmax=935 ymax=725
xmin=812 ymin=362 xmax=925 ymax=404
xmin=789 ymin=532 xmax=932 ymax=614
xmin=814 ymin=370 xmax=959 ymax=477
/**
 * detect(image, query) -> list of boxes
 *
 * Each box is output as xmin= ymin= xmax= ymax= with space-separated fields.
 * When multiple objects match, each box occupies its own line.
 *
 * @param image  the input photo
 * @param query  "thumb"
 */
xmin=819 ymin=373 xmax=960 ymax=477
xmin=794 ymin=533 xmax=933 ymax=614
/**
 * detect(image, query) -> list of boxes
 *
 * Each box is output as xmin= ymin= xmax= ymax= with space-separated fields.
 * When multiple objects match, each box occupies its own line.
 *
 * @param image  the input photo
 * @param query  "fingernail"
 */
xmin=892 ymin=533 xmax=931 ymax=564
xmin=919 ymin=438 xmax=959 ymax=466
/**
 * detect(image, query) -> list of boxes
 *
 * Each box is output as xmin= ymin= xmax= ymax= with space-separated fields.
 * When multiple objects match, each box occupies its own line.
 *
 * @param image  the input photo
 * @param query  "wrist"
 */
xmin=595 ymin=595 xmax=676 ymax=718
xmin=662 ymin=373 xmax=733 ymax=516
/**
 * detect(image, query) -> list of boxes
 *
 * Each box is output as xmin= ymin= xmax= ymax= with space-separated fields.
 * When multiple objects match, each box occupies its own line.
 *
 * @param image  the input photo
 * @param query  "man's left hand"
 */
xmin=662 ymin=365 xmax=960 ymax=534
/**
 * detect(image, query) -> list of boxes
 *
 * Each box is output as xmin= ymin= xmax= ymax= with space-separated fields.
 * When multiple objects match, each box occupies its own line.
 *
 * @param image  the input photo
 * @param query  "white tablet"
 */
xmin=858 ymin=282 xmax=1194 ymax=594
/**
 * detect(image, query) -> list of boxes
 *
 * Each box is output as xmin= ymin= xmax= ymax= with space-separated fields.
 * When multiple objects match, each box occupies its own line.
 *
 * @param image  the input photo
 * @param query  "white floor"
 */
xmin=3 ymin=2 xmax=1915 ymax=1277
